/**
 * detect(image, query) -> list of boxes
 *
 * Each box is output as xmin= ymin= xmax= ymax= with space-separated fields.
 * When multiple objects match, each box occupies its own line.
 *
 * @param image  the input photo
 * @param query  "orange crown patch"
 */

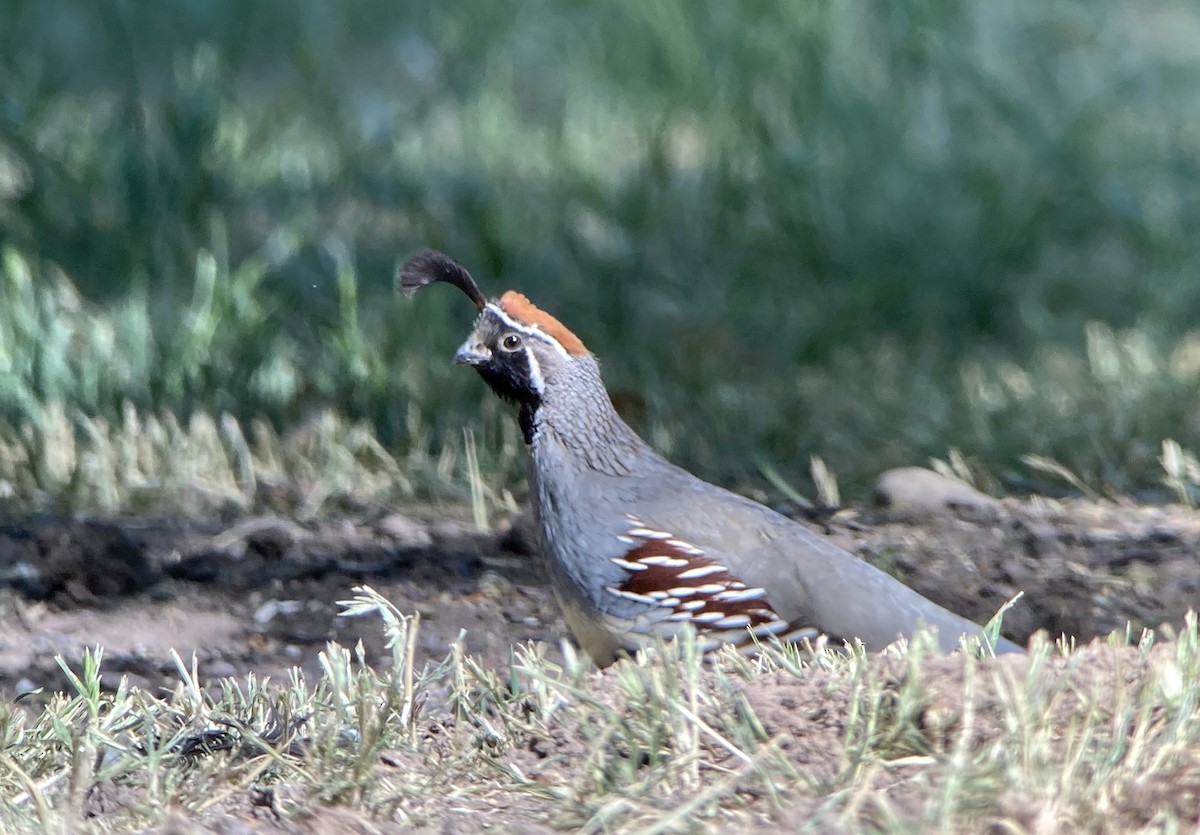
xmin=498 ymin=291 xmax=587 ymax=356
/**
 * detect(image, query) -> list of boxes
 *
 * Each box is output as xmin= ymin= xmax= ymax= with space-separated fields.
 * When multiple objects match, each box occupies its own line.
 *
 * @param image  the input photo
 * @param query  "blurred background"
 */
xmin=2 ymin=0 xmax=1200 ymax=511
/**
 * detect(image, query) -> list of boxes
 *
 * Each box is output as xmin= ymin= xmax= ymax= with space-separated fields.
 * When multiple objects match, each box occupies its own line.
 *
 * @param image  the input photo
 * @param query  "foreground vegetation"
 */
xmin=1 ymin=587 xmax=1196 ymax=832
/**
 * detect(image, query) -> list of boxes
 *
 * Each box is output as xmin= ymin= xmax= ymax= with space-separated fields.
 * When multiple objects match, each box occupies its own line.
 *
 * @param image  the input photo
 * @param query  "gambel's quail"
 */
xmin=399 ymin=250 xmax=1024 ymax=663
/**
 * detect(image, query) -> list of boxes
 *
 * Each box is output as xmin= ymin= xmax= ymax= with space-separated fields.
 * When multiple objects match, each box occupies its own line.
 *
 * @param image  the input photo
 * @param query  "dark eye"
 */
xmin=500 ymin=333 xmax=523 ymax=352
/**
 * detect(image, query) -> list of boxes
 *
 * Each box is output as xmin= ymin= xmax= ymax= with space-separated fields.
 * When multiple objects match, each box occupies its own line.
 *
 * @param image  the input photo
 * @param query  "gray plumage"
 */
xmin=401 ymin=250 xmax=1024 ymax=663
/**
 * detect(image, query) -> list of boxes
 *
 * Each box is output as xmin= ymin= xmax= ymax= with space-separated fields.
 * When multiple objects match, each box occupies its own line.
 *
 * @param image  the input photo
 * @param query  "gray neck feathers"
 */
xmin=532 ymin=353 xmax=657 ymax=476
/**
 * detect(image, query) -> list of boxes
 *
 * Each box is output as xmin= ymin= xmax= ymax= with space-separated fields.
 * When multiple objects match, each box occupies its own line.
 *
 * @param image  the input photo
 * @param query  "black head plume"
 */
xmin=397 ymin=250 xmax=487 ymax=311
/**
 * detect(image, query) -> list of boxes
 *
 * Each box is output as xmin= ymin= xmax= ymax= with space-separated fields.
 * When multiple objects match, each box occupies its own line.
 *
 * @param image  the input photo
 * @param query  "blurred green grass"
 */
xmin=1 ymin=0 xmax=1199 ymax=509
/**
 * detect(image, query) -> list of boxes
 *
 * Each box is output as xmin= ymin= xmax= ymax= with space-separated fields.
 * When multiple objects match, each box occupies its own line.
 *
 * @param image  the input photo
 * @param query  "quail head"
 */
xmin=399 ymin=250 xmax=1024 ymax=663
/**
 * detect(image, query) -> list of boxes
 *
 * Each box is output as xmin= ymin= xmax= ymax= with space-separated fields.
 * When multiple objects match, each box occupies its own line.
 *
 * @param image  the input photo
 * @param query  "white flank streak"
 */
xmin=616 ymin=535 xmax=635 ymax=544
xmin=778 ymin=626 xmax=820 ymax=642
xmin=668 ymin=612 xmax=694 ymax=621
xmin=610 ymin=558 xmax=647 ymax=571
xmin=648 ymin=590 xmax=671 ymax=600
xmin=675 ymin=564 xmax=727 ymax=580
xmin=712 ymin=614 xmax=752 ymax=629
xmin=692 ymin=583 xmax=731 ymax=595
xmin=666 ymin=539 xmax=704 ymax=555
xmin=715 ymin=587 xmax=767 ymax=602
xmin=627 ymin=527 xmax=673 ymax=539
xmin=667 ymin=587 xmax=700 ymax=597
xmin=750 ymin=621 xmax=791 ymax=637
xmin=606 ymin=587 xmax=660 ymax=605
xmin=659 ymin=597 xmax=680 ymax=608
xmin=692 ymin=612 xmax=726 ymax=623
xmin=682 ymin=600 xmax=706 ymax=610
xmin=638 ymin=556 xmax=689 ymax=567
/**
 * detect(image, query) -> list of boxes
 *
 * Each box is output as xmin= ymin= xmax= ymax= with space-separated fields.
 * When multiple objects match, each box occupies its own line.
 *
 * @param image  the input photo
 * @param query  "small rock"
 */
xmin=874 ymin=467 xmax=1005 ymax=519
xmin=377 ymin=513 xmax=433 ymax=546
xmin=211 ymin=516 xmax=306 ymax=558
xmin=253 ymin=599 xmax=304 ymax=626
xmin=429 ymin=520 xmax=479 ymax=542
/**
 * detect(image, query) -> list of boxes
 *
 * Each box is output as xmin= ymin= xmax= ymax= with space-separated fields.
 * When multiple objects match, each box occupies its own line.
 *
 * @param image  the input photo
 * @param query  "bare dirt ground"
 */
xmin=1 ymin=494 xmax=1198 ymax=830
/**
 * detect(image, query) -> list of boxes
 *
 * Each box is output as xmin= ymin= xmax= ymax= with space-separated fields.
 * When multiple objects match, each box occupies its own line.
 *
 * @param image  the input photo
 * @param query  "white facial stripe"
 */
xmin=485 ymin=303 xmax=572 ymax=360
xmin=524 ymin=344 xmax=545 ymax=394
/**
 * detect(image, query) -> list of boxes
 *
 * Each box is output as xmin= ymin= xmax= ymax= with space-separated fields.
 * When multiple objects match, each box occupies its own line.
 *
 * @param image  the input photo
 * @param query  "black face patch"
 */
xmin=472 ymin=347 xmax=542 ymax=444
xmin=460 ymin=312 xmax=548 ymax=444
xmin=472 ymin=347 xmax=541 ymax=407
